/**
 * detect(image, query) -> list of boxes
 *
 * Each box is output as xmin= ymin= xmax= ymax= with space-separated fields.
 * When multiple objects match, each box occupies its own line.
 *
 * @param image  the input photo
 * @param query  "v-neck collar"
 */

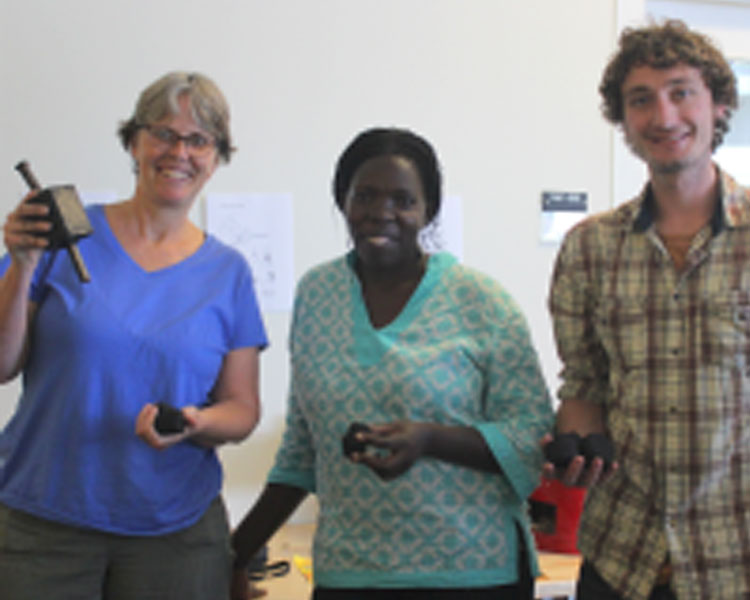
xmin=346 ymin=251 xmax=456 ymax=365
xmin=92 ymin=204 xmax=209 ymax=276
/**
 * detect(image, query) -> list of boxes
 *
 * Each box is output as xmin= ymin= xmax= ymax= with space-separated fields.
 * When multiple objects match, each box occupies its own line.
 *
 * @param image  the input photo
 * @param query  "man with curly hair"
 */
xmin=544 ymin=20 xmax=748 ymax=600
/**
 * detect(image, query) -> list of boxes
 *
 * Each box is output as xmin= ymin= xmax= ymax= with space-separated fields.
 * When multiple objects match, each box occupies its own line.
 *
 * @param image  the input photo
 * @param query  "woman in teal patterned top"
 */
xmin=231 ymin=128 xmax=554 ymax=599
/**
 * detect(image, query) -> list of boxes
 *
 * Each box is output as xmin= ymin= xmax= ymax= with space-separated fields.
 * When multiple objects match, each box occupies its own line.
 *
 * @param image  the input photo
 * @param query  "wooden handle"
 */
xmin=67 ymin=244 xmax=91 ymax=283
xmin=15 ymin=160 xmax=42 ymax=191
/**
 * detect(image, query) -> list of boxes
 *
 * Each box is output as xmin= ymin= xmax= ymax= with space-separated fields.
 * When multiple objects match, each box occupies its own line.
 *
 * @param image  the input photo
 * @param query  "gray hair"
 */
xmin=118 ymin=71 xmax=235 ymax=163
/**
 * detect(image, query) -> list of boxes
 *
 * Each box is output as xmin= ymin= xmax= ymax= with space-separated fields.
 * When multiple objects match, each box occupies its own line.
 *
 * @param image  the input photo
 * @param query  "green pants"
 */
xmin=0 ymin=496 xmax=232 ymax=600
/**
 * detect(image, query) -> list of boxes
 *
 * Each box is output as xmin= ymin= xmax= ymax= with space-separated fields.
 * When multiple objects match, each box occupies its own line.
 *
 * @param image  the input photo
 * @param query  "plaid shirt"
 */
xmin=549 ymin=168 xmax=750 ymax=600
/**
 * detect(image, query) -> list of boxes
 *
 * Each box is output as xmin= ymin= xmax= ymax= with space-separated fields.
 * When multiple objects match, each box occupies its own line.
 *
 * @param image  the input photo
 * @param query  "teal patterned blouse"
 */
xmin=268 ymin=251 xmax=553 ymax=589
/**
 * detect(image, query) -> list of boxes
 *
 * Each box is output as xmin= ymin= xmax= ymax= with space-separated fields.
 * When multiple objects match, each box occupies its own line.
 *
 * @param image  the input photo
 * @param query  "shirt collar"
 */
xmin=631 ymin=166 xmax=749 ymax=235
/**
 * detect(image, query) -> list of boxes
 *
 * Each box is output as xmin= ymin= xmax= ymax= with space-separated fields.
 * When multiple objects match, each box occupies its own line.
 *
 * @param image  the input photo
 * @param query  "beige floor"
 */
xmin=254 ymin=523 xmax=581 ymax=599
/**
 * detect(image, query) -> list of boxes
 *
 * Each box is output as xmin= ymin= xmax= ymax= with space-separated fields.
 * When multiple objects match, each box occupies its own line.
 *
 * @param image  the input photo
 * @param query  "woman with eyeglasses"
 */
xmin=0 ymin=72 xmax=267 ymax=599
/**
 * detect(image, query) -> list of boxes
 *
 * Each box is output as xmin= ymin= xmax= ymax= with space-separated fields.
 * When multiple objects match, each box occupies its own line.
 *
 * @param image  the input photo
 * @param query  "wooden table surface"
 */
xmin=254 ymin=523 xmax=581 ymax=599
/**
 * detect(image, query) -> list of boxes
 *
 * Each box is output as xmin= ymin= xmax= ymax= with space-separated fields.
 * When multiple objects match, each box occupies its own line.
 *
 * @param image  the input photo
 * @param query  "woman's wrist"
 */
xmin=419 ymin=422 xmax=445 ymax=459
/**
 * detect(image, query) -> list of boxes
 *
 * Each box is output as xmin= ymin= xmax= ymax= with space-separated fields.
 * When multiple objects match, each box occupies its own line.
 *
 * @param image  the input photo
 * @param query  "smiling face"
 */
xmin=130 ymin=94 xmax=219 ymax=208
xmin=344 ymin=154 xmax=428 ymax=272
xmin=621 ymin=63 xmax=726 ymax=175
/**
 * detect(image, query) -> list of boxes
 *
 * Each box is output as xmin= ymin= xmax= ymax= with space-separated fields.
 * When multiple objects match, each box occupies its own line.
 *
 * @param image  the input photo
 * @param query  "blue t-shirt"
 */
xmin=0 ymin=204 xmax=267 ymax=535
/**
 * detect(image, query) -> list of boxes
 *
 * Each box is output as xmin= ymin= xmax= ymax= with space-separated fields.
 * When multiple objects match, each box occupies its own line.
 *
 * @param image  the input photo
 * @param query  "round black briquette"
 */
xmin=580 ymin=433 xmax=614 ymax=469
xmin=154 ymin=402 xmax=187 ymax=435
xmin=342 ymin=422 xmax=371 ymax=457
xmin=544 ymin=432 xmax=581 ymax=469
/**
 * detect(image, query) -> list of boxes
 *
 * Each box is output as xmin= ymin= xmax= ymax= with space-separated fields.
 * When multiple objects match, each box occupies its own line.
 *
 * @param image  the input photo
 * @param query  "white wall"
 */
xmin=0 ymin=0 xmax=618 ymax=524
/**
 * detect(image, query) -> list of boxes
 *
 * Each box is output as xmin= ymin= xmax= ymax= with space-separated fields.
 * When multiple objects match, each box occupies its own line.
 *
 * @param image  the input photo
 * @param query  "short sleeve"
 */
xmin=230 ymin=263 xmax=268 ymax=351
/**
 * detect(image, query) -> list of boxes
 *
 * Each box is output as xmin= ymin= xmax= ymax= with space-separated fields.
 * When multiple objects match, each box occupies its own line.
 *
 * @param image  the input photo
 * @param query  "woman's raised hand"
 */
xmin=3 ymin=193 xmax=51 ymax=268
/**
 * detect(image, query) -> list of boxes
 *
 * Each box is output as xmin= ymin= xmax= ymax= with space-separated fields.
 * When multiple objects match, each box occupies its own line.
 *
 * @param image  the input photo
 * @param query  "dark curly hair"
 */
xmin=333 ymin=127 xmax=442 ymax=224
xmin=599 ymin=19 xmax=738 ymax=149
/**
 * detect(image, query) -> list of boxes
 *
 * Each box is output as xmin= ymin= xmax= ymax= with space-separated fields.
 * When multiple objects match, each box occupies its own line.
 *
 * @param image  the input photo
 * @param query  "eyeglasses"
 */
xmin=142 ymin=125 xmax=216 ymax=156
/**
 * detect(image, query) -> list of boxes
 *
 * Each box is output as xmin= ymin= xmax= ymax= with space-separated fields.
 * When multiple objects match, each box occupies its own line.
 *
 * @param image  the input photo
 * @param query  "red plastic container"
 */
xmin=528 ymin=478 xmax=586 ymax=554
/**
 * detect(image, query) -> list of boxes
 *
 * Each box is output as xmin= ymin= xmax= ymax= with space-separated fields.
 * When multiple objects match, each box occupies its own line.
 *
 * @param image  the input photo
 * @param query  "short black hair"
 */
xmin=333 ymin=127 xmax=442 ymax=223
